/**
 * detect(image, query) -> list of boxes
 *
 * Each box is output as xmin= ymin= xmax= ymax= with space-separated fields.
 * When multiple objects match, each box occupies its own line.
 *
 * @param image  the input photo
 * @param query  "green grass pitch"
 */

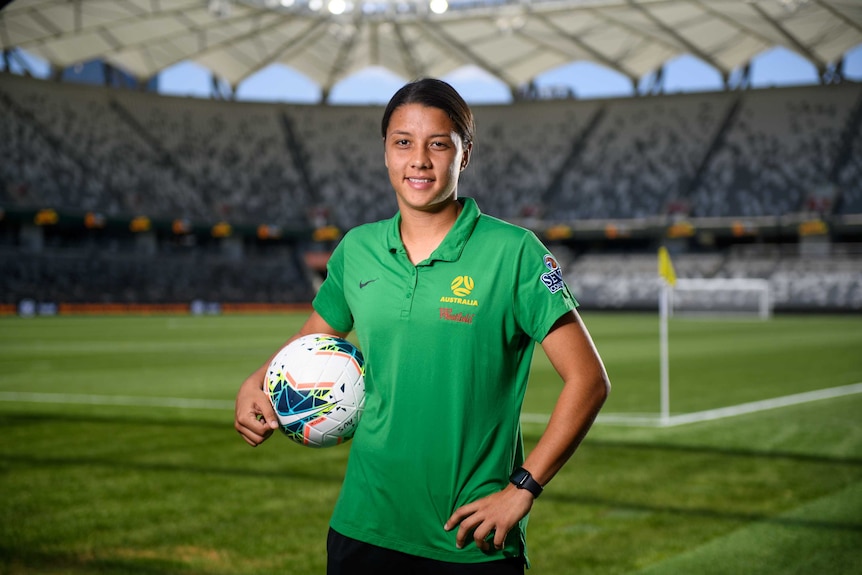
xmin=1 ymin=312 xmax=860 ymax=574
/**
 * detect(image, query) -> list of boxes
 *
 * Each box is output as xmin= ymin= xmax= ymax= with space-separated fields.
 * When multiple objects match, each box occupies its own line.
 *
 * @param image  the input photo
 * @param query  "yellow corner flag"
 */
xmin=658 ymin=246 xmax=677 ymax=286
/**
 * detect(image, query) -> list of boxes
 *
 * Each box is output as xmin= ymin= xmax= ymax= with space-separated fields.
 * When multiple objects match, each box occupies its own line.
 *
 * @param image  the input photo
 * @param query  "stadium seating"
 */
xmin=563 ymin=248 xmax=862 ymax=311
xmin=0 ymin=247 xmax=314 ymax=305
xmin=2 ymin=74 xmax=861 ymax=224
xmin=1 ymin=73 xmax=861 ymax=310
xmin=835 ymin=116 xmax=862 ymax=214
xmin=689 ymin=86 xmax=862 ymax=217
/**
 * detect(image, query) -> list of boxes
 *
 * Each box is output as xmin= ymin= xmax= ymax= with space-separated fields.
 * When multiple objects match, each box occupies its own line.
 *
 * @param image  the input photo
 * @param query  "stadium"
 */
xmin=1 ymin=1 xmax=861 ymax=574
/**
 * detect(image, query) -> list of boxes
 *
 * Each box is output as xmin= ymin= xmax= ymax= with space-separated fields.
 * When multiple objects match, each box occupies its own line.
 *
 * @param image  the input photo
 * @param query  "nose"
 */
xmin=410 ymin=149 xmax=430 ymax=169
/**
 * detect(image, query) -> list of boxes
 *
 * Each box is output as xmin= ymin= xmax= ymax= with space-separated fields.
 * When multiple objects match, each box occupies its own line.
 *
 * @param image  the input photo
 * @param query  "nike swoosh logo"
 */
xmin=279 ymin=403 xmax=335 ymax=426
xmin=359 ymin=278 xmax=379 ymax=289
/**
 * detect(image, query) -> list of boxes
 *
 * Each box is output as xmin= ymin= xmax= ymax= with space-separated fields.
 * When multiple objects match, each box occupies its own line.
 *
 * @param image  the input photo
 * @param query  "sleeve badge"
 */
xmin=540 ymin=254 xmax=565 ymax=294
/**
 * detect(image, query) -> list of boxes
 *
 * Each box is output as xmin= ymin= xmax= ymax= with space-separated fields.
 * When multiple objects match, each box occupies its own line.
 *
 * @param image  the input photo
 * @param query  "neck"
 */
xmin=399 ymin=199 xmax=462 ymax=264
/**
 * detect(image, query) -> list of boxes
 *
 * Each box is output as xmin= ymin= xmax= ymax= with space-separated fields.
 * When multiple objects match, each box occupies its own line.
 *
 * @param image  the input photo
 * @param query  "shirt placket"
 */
xmin=401 ymin=264 xmax=419 ymax=319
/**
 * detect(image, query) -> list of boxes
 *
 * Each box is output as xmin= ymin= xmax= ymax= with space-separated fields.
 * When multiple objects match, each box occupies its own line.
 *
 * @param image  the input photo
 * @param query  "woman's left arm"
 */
xmin=519 ymin=309 xmax=611 ymax=485
xmin=444 ymin=309 xmax=610 ymax=551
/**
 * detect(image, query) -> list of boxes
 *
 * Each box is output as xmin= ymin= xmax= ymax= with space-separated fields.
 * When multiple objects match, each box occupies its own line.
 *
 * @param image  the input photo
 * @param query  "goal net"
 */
xmin=670 ymin=278 xmax=772 ymax=319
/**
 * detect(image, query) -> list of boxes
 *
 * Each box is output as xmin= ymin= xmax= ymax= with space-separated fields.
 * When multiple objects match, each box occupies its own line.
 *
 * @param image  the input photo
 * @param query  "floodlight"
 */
xmin=429 ymin=0 xmax=448 ymax=14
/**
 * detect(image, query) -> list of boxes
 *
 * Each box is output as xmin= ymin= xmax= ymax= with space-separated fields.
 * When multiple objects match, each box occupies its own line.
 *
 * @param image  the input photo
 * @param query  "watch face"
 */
xmin=511 ymin=469 xmax=529 ymax=484
xmin=510 ymin=467 xmax=542 ymax=497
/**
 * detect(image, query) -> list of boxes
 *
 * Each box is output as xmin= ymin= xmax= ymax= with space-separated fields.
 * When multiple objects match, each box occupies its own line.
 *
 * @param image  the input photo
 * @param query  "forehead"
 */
xmin=386 ymin=103 xmax=456 ymax=137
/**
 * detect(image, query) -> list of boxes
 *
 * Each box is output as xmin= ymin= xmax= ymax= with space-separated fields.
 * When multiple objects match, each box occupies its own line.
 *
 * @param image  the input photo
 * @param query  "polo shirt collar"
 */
xmin=385 ymin=197 xmax=481 ymax=263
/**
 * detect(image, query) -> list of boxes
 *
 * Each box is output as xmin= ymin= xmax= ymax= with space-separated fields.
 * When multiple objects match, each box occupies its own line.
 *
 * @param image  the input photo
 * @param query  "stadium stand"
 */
xmin=466 ymin=100 xmax=599 ymax=220
xmin=287 ymin=104 xmax=395 ymax=229
xmin=549 ymin=93 xmax=731 ymax=220
xmin=834 ymin=91 xmax=862 ymax=215
xmin=688 ymin=85 xmax=862 ymax=217
xmin=1 ymin=73 xmax=861 ymax=311
xmin=564 ymin=248 xmax=862 ymax=312
xmin=3 ymin=74 xmax=862 ymax=224
xmin=0 ymin=247 xmax=314 ymax=305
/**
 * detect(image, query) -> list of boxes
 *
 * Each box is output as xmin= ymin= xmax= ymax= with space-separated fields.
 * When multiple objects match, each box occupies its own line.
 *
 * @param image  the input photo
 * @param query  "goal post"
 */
xmin=669 ymin=278 xmax=773 ymax=319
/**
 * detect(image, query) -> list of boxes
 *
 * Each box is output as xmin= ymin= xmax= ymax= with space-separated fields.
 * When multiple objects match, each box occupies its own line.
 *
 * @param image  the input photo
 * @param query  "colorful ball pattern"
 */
xmin=265 ymin=334 xmax=365 ymax=448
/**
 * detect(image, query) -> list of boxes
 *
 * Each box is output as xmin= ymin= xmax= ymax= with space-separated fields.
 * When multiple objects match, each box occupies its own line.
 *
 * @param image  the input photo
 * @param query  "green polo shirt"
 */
xmin=313 ymin=197 xmax=577 ymax=564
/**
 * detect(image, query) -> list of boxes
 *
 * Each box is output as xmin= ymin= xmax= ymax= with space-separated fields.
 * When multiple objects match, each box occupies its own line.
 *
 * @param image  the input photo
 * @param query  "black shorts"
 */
xmin=326 ymin=528 xmax=525 ymax=575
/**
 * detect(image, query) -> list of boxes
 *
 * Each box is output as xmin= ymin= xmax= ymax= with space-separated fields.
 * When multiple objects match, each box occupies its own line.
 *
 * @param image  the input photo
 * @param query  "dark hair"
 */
xmin=381 ymin=78 xmax=475 ymax=148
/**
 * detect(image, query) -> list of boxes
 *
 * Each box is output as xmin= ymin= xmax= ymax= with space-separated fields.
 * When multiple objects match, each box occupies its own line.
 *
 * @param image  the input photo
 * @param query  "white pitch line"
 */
xmin=0 ymin=392 xmax=234 ymax=411
xmin=522 ymin=411 xmax=667 ymax=427
xmin=4 ymin=383 xmax=862 ymax=428
xmin=521 ymin=382 xmax=862 ymax=428
xmin=659 ymin=382 xmax=862 ymax=427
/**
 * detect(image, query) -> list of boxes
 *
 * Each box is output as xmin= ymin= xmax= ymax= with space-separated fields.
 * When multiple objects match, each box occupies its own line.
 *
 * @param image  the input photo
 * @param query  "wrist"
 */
xmin=509 ymin=466 xmax=543 ymax=498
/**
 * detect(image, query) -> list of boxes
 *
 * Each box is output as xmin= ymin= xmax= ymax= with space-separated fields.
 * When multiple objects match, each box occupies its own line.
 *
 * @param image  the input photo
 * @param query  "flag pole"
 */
xmin=657 ymin=246 xmax=676 ymax=426
xmin=659 ymin=280 xmax=670 ymax=425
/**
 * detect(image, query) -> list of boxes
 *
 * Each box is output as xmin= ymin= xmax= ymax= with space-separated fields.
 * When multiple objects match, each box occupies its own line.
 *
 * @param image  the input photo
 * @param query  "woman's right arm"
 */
xmin=233 ymin=311 xmax=348 ymax=446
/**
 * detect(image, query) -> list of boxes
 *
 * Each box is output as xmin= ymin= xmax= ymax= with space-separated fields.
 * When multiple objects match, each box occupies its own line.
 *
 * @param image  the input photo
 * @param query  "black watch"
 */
xmin=509 ymin=466 xmax=543 ymax=498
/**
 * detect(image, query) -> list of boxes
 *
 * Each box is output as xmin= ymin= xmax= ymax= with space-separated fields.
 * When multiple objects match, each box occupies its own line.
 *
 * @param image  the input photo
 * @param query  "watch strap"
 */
xmin=509 ymin=466 xmax=543 ymax=498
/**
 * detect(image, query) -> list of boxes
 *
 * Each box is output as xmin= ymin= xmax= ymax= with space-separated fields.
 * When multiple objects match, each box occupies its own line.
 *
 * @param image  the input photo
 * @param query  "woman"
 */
xmin=235 ymin=78 xmax=610 ymax=574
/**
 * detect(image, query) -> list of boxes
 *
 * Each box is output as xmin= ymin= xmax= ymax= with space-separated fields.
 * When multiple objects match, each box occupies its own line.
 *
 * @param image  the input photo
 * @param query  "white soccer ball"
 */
xmin=264 ymin=333 xmax=365 ymax=448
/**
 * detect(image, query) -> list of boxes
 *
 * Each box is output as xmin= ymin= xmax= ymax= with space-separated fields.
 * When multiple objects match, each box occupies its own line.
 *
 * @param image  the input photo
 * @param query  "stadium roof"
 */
xmin=1 ymin=0 xmax=861 ymax=98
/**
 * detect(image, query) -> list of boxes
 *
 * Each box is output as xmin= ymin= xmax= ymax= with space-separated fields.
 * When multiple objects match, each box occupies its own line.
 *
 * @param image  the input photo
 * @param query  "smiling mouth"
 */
xmin=407 ymin=177 xmax=433 ymax=183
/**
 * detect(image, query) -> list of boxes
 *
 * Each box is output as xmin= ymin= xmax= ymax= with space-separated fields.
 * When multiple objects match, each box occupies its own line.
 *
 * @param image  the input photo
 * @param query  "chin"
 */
xmin=406 ymin=198 xmax=456 ymax=213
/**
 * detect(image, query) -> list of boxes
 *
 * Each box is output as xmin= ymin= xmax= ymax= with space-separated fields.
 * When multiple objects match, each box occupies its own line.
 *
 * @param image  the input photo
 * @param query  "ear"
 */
xmin=460 ymin=142 xmax=472 ymax=171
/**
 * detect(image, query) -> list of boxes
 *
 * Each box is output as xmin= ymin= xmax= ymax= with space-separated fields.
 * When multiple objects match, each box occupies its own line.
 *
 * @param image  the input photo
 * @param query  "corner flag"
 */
xmin=658 ymin=247 xmax=677 ymax=286
xmin=657 ymin=246 xmax=676 ymax=425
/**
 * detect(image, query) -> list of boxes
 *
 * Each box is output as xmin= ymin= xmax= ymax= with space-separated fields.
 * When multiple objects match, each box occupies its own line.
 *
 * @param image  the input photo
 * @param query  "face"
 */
xmin=383 ymin=103 xmax=471 ymax=214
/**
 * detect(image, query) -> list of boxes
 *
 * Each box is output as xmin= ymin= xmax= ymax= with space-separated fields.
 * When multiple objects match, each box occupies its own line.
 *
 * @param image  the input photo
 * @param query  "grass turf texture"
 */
xmin=1 ymin=312 xmax=860 ymax=574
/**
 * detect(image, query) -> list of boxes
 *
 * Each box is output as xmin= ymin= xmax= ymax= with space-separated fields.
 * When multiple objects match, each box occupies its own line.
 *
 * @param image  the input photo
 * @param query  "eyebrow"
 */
xmin=389 ymin=130 xmax=454 ymax=139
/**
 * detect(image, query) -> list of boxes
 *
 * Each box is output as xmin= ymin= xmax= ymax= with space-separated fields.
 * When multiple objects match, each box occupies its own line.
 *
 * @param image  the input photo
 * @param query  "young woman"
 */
xmin=235 ymin=78 xmax=610 ymax=575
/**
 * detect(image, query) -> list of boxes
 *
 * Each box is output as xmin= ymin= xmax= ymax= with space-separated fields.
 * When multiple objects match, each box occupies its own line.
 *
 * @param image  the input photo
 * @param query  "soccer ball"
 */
xmin=264 ymin=333 xmax=365 ymax=448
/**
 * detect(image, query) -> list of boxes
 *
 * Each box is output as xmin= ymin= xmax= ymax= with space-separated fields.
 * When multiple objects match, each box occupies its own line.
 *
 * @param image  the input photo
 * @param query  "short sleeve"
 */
xmin=312 ymin=239 xmax=354 ymax=333
xmin=513 ymin=232 xmax=578 ymax=342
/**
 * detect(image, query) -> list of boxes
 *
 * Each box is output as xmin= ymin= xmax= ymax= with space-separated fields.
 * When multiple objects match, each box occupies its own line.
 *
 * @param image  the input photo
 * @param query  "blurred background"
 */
xmin=1 ymin=0 xmax=861 ymax=315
